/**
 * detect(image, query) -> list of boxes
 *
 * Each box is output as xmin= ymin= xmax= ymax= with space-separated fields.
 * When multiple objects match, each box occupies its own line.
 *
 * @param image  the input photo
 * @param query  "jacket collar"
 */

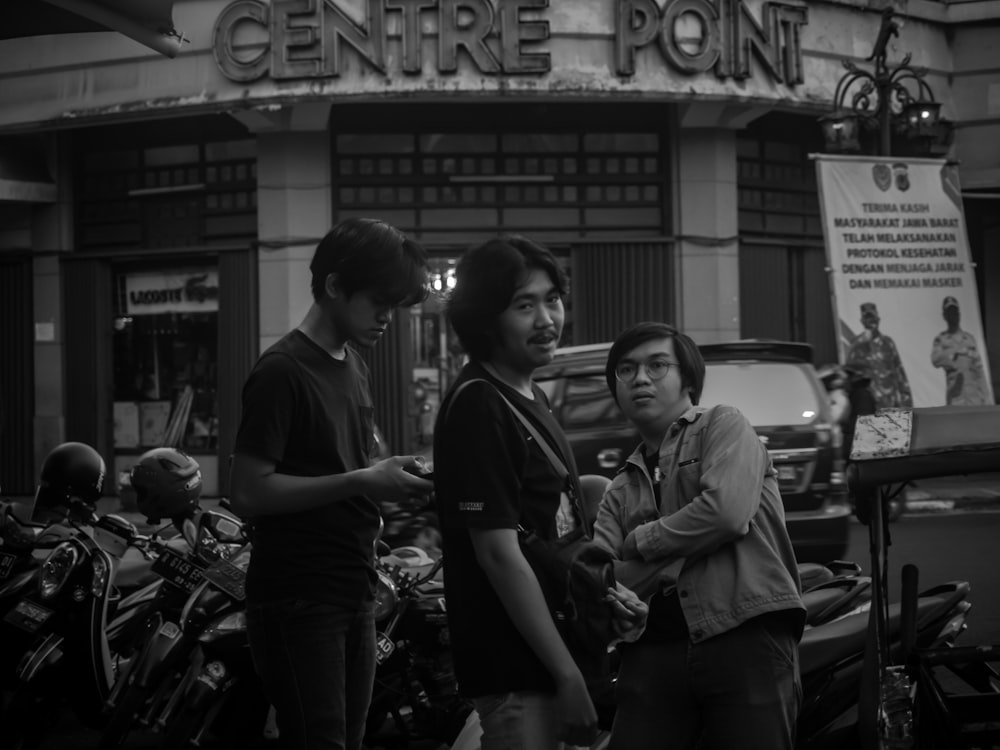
xmin=621 ymin=405 xmax=708 ymax=475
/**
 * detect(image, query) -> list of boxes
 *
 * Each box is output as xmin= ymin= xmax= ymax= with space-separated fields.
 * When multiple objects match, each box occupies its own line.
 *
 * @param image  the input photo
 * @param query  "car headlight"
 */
xmin=373 ymin=569 xmax=398 ymax=622
xmin=91 ymin=554 xmax=110 ymax=597
xmin=40 ymin=542 xmax=80 ymax=600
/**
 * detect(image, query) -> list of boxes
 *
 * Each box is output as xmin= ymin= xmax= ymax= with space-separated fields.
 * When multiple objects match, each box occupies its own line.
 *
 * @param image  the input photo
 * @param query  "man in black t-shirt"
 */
xmin=434 ymin=236 xmax=645 ymax=750
xmin=230 ymin=218 xmax=433 ymax=750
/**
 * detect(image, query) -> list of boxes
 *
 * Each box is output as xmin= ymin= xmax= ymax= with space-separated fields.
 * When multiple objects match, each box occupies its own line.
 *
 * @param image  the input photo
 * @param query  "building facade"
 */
xmin=1 ymin=0 xmax=998 ymax=497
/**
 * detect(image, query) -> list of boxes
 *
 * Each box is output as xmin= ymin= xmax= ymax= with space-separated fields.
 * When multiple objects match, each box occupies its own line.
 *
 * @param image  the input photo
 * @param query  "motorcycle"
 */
xmin=97 ymin=504 xmax=248 ymax=749
xmin=847 ymin=405 xmax=1000 ymax=750
xmin=0 ymin=505 xmax=167 ymax=750
xmin=155 ymin=543 xmax=268 ymax=750
xmin=799 ymin=559 xmax=872 ymax=628
xmin=0 ymin=500 xmax=78 ymax=685
xmin=365 ymin=546 xmax=472 ymax=749
xmin=156 ymin=543 xmax=468 ymax=750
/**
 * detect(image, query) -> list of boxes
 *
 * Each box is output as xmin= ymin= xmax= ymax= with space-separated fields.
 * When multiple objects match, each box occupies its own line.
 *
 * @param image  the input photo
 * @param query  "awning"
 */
xmin=0 ymin=137 xmax=56 ymax=203
xmin=0 ymin=0 xmax=185 ymax=58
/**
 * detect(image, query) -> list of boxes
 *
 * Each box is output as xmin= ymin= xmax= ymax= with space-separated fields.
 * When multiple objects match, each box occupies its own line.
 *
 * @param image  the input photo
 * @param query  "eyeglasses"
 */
xmin=614 ymin=358 xmax=679 ymax=384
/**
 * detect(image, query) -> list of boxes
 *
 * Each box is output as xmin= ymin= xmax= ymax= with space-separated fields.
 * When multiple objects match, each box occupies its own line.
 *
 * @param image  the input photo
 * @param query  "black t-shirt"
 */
xmin=434 ymin=362 xmax=582 ymax=699
xmin=233 ymin=330 xmax=380 ymax=608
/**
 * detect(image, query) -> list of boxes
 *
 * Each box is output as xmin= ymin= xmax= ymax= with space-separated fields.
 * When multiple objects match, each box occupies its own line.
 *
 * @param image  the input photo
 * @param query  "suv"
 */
xmin=533 ymin=340 xmax=850 ymax=563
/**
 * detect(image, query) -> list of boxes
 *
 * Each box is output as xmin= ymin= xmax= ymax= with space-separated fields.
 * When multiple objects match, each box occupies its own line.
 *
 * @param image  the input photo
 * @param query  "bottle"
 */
xmin=880 ymin=665 xmax=914 ymax=748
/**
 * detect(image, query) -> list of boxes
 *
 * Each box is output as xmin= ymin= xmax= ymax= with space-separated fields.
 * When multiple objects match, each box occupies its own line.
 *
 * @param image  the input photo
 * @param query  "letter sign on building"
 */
xmin=125 ymin=270 xmax=221 ymax=315
xmin=615 ymin=0 xmax=806 ymax=81
xmin=213 ymin=0 xmax=806 ymax=85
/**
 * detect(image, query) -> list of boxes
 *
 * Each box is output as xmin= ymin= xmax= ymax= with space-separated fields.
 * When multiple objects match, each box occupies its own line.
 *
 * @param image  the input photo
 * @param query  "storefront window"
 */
xmin=112 ymin=267 xmax=219 ymax=453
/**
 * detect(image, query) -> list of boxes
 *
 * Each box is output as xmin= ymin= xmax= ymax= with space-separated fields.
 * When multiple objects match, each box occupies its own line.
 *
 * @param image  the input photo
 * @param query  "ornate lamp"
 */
xmin=820 ymin=9 xmax=953 ymax=157
xmin=819 ymin=111 xmax=862 ymax=153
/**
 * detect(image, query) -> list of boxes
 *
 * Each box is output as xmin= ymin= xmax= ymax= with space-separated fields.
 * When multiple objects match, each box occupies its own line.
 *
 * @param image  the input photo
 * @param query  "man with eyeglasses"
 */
xmin=592 ymin=321 xmax=805 ymax=750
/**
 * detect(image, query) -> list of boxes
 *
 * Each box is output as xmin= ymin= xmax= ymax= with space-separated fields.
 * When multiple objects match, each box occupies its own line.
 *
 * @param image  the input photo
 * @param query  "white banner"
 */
xmin=816 ymin=155 xmax=993 ymax=408
xmin=125 ymin=269 xmax=219 ymax=315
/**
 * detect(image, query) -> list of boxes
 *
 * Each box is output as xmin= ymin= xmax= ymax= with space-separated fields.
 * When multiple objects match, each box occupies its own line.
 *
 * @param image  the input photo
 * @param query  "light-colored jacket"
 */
xmin=593 ymin=404 xmax=804 ymax=643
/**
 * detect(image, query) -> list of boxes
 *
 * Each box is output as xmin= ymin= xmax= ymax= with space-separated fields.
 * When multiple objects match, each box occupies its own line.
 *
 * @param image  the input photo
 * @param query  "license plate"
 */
xmin=202 ymin=557 xmax=246 ymax=601
xmin=151 ymin=548 xmax=204 ymax=593
xmin=375 ymin=632 xmax=395 ymax=665
xmin=0 ymin=551 xmax=17 ymax=580
xmin=4 ymin=599 xmax=53 ymax=633
xmin=777 ymin=465 xmax=798 ymax=482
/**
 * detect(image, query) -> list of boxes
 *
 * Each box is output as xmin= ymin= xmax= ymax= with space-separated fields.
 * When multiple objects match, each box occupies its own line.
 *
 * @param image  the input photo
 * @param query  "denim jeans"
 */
xmin=247 ymin=599 xmax=376 ymax=750
xmin=473 ymin=691 xmax=588 ymax=750
xmin=609 ymin=612 xmax=801 ymax=750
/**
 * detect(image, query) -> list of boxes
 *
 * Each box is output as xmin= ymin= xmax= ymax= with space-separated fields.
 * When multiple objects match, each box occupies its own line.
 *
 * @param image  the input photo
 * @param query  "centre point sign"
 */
xmin=214 ymin=0 xmax=807 ymax=85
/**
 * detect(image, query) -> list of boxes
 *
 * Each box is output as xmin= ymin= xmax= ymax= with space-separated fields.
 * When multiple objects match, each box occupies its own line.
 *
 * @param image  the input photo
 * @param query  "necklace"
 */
xmin=481 ymin=362 xmax=534 ymax=400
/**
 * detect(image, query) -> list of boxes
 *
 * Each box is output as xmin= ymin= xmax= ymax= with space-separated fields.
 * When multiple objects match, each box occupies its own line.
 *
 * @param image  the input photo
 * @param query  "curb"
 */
xmin=905 ymin=494 xmax=1000 ymax=514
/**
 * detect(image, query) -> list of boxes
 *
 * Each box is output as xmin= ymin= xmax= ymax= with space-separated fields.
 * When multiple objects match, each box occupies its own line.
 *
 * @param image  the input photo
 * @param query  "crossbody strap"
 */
xmin=444 ymin=378 xmax=592 ymax=533
xmin=446 ymin=379 xmax=569 ymax=480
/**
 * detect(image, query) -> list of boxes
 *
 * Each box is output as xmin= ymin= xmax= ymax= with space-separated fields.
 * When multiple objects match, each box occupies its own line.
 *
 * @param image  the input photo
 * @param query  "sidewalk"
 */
xmin=905 ymin=473 xmax=1000 ymax=513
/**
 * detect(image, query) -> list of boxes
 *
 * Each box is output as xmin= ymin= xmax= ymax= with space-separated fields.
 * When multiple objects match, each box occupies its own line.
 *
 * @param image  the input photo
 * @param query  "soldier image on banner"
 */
xmin=931 ymin=296 xmax=990 ymax=405
xmin=845 ymin=302 xmax=913 ymax=409
xmin=815 ymin=155 xmax=994 ymax=407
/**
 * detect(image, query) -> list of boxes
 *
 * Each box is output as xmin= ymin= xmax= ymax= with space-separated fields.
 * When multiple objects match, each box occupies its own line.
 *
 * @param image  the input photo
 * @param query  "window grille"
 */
xmin=737 ymin=129 xmax=822 ymax=240
xmin=78 ymin=138 xmax=257 ymax=250
xmin=333 ymin=131 xmax=663 ymax=240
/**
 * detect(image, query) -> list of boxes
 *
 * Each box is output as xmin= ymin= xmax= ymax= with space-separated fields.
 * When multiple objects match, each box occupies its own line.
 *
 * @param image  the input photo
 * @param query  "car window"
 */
xmin=700 ymin=362 xmax=823 ymax=426
xmin=555 ymin=373 xmax=627 ymax=429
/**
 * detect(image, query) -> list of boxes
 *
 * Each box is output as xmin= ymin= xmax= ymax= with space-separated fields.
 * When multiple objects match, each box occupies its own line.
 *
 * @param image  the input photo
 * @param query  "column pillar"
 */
xmin=247 ymin=102 xmax=333 ymax=353
xmin=672 ymin=104 xmax=765 ymax=343
xmin=32 ymin=132 xmax=73 ymax=480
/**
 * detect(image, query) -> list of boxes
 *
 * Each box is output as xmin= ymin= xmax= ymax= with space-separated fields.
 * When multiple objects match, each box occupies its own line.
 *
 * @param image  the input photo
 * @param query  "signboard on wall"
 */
xmin=815 ymin=154 xmax=993 ymax=408
xmin=125 ymin=269 xmax=220 ymax=316
xmin=212 ymin=0 xmax=808 ymax=84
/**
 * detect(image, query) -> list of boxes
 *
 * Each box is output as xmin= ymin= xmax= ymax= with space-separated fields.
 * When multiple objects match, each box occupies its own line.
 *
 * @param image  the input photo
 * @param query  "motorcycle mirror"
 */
xmin=181 ymin=517 xmax=200 ymax=549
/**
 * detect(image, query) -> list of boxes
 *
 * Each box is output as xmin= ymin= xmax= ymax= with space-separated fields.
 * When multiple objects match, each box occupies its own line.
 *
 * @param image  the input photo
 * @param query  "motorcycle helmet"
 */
xmin=130 ymin=447 xmax=202 ymax=523
xmin=34 ymin=442 xmax=106 ymax=511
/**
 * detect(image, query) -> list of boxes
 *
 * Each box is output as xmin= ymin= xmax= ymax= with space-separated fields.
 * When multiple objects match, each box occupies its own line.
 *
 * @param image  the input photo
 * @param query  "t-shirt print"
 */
xmin=554 ymin=491 xmax=579 ymax=538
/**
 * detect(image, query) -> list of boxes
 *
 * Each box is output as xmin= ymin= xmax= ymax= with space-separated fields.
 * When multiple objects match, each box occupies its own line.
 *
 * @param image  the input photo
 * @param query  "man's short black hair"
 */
xmin=605 ymin=322 xmax=706 ymax=406
xmin=446 ymin=235 xmax=567 ymax=362
xmin=310 ymin=218 xmax=429 ymax=306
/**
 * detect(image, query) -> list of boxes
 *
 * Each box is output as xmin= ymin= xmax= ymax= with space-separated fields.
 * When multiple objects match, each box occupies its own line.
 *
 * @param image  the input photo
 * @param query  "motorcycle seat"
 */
xmin=800 ymin=582 xmax=969 ymax=675
xmin=802 ymin=578 xmax=871 ymax=626
xmin=798 ymin=562 xmax=836 ymax=591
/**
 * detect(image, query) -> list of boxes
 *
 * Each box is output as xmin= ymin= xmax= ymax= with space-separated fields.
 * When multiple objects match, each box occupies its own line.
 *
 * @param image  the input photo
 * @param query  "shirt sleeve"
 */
xmin=435 ymin=380 xmax=527 ymax=530
xmin=595 ymin=479 xmax=684 ymax=599
xmin=634 ymin=407 xmax=767 ymax=562
xmin=232 ymin=353 xmax=299 ymax=464
xmin=931 ymin=334 xmax=951 ymax=369
xmin=593 ymin=481 xmax=627 ymax=556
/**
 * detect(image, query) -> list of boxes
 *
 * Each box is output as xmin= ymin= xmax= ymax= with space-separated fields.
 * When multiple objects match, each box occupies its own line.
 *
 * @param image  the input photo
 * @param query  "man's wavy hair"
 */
xmin=605 ymin=322 xmax=705 ymax=406
xmin=310 ymin=218 xmax=429 ymax=306
xmin=446 ymin=235 xmax=567 ymax=362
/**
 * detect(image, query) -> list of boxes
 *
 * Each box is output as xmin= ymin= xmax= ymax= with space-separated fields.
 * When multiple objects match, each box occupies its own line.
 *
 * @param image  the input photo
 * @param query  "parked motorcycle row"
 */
xmin=0 ymin=443 xmax=976 ymax=750
xmin=0 ymin=443 xmax=469 ymax=750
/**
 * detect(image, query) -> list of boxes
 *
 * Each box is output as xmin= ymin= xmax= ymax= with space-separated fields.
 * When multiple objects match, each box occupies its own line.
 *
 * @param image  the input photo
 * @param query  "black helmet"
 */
xmin=130 ymin=448 xmax=202 ymax=523
xmin=35 ymin=442 xmax=106 ymax=511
